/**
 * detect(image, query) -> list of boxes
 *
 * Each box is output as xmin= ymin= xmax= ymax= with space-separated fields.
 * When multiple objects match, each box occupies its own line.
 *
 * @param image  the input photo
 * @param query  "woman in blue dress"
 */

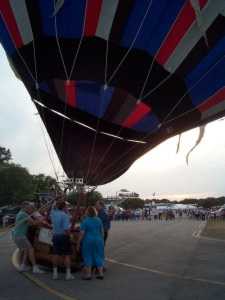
xmin=77 ymin=206 xmax=104 ymax=280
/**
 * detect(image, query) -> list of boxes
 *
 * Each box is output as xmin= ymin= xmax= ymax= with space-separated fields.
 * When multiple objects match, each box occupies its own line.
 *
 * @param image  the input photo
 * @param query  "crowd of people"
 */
xmin=12 ymin=199 xmax=218 ymax=281
xmin=107 ymin=207 xmax=211 ymax=222
xmin=13 ymin=198 xmax=111 ymax=281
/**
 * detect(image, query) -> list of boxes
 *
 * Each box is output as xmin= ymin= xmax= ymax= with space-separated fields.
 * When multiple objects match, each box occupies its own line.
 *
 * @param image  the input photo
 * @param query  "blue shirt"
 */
xmin=98 ymin=208 xmax=111 ymax=231
xmin=50 ymin=209 xmax=70 ymax=235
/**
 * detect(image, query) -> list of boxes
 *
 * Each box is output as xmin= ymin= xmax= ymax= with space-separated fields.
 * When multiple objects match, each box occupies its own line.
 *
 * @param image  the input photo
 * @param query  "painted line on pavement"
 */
xmin=107 ymin=258 xmax=225 ymax=287
xmin=12 ymin=250 xmax=78 ymax=300
xmin=193 ymin=221 xmax=225 ymax=242
xmin=192 ymin=221 xmax=206 ymax=238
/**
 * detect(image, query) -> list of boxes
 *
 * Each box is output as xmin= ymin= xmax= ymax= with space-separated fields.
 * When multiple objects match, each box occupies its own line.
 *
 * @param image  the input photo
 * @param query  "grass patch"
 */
xmin=202 ymin=219 xmax=225 ymax=240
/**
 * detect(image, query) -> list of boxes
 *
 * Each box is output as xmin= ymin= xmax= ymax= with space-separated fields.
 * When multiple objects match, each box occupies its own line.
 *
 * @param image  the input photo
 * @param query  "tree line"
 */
xmin=0 ymin=146 xmax=59 ymax=206
xmin=116 ymin=197 xmax=225 ymax=210
xmin=1 ymin=146 xmax=225 ymax=209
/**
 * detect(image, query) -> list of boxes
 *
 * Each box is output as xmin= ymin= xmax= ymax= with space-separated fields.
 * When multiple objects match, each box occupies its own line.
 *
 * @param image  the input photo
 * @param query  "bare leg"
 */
xmin=52 ymin=255 xmax=59 ymax=279
xmin=64 ymin=256 xmax=74 ymax=280
xmin=64 ymin=255 xmax=71 ymax=268
xmin=21 ymin=249 xmax=28 ymax=267
xmin=18 ymin=249 xmax=28 ymax=271
xmin=27 ymin=247 xmax=36 ymax=266
xmin=52 ymin=255 xmax=59 ymax=268
xmin=28 ymin=247 xmax=44 ymax=273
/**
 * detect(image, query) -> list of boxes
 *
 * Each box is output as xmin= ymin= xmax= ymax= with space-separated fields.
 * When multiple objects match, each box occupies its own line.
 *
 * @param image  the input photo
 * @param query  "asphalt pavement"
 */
xmin=1 ymin=218 xmax=225 ymax=300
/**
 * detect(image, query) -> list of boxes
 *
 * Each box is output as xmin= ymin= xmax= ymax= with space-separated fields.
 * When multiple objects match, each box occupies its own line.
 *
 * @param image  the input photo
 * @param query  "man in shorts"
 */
xmin=50 ymin=200 xmax=74 ymax=280
xmin=13 ymin=201 xmax=44 ymax=273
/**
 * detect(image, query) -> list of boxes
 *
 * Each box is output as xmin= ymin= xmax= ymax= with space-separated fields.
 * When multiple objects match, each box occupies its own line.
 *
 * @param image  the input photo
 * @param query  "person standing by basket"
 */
xmin=77 ymin=206 xmax=104 ymax=280
xmin=13 ymin=201 xmax=44 ymax=274
xmin=50 ymin=200 xmax=74 ymax=280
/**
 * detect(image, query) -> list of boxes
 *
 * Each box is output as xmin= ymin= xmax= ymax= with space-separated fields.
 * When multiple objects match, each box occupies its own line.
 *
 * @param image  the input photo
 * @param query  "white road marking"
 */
xmin=107 ymin=258 xmax=225 ymax=287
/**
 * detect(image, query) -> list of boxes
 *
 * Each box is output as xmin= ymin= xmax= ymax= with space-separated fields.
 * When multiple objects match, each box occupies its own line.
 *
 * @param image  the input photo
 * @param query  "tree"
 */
xmin=66 ymin=191 xmax=79 ymax=205
xmin=32 ymin=174 xmax=59 ymax=194
xmin=0 ymin=146 xmax=12 ymax=164
xmin=66 ymin=190 xmax=103 ymax=206
xmin=0 ymin=163 xmax=34 ymax=206
xmin=86 ymin=190 xmax=103 ymax=206
xmin=120 ymin=198 xmax=144 ymax=210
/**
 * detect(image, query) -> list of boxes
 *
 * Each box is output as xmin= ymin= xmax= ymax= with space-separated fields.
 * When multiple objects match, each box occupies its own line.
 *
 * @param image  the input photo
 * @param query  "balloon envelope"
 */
xmin=1 ymin=0 xmax=225 ymax=185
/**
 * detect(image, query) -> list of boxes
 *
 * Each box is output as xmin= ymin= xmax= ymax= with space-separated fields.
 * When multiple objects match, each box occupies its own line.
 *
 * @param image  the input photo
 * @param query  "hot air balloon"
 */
xmin=1 ymin=0 xmax=225 ymax=186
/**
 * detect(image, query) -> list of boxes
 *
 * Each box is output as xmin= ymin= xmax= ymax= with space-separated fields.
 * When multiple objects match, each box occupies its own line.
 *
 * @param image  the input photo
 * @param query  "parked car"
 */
xmin=0 ymin=206 xmax=20 ymax=226
xmin=210 ymin=207 xmax=225 ymax=218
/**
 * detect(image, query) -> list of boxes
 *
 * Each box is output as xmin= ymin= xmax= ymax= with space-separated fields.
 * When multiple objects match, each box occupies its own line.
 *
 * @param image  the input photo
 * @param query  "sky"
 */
xmin=1 ymin=45 xmax=225 ymax=200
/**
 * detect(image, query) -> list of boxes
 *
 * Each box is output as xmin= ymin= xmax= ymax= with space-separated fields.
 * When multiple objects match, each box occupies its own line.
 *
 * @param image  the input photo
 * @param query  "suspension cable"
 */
xmin=106 ymin=0 xmax=153 ymax=86
xmin=91 ymin=0 xmax=188 ymax=179
xmin=32 ymin=36 xmax=59 ymax=181
xmin=0 ymin=10 xmax=59 ymax=181
xmin=90 ymin=1 xmax=154 ymax=179
xmin=53 ymin=0 xmax=88 ymax=175
xmin=93 ymin=52 xmax=225 ymax=184
xmin=85 ymin=34 xmax=112 ymax=184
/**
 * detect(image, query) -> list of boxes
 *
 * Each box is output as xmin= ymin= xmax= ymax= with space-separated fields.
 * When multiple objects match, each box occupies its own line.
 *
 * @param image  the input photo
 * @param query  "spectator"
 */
xmin=13 ymin=201 xmax=44 ymax=274
xmin=77 ymin=206 xmax=104 ymax=280
xmin=50 ymin=201 xmax=74 ymax=280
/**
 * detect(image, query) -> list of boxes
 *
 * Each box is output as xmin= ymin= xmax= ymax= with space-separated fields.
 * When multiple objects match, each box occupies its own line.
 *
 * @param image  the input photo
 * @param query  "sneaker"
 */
xmin=33 ymin=267 xmax=45 ymax=274
xmin=65 ymin=274 xmax=74 ymax=280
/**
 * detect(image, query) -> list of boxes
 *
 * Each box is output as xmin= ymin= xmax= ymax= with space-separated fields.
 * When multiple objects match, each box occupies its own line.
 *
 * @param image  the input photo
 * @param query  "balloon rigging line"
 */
xmin=68 ymin=0 xmax=88 ymax=80
xmin=54 ymin=0 xmax=88 ymax=172
xmin=32 ymin=37 xmax=59 ymax=181
xmin=140 ymin=0 xmax=209 ymax=101
xmin=0 ymin=0 xmax=188 ymax=185
xmin=1 ymin=1 xmax=224 ymax=185
xmin=33 ymin=100 xmax=147 ymax=145
xmin=106 ymin=0 xmax=153 ymax=86
xmin=37 ymin=114 xmax=59 ymax=180
xmin=92 ymin=0 xmax=184 ymax=179
xmin=84 ymin=19 xmax=111 ymax=184
xmin=0 ymin=10 xmax=60 ymax=181
xmin=53 ymin=0 xmax=68 ymax=80
xmin=91 ymin=1 xmax=154 ymax=180
xmin=163 ymin=52 xmax=225 ymax=123
xmin=93 ymin=53 xmax=225 ymax=184
xmin=104 ymin=38 xmax=109 ymax=87
xmin=142 ymin=73 xmax=173 ymax=100
xmin=53 ymin=0 xmax=88 ymax=80
xmin=163 ymin=84 xmax=225 ymax=125
xmin=137 ymin=0 xmax=186 ymax=100
xmin=0 ymin=12 xmax=36 ymax=84
xmin=85 ymin=0 xmax=153 ymax=184
xmin=34 ymin=98 xmax=147 ymax=187
xmin=85 ymin=91 xmax=116 ymax=184
xmin=83 ymin=1 xmax=112 ymax=184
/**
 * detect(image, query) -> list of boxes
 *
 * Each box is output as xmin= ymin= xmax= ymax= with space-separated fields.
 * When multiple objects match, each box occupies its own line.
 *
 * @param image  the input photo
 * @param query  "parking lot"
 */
xmin=1 ymin=219 xmax=225 ymax=300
